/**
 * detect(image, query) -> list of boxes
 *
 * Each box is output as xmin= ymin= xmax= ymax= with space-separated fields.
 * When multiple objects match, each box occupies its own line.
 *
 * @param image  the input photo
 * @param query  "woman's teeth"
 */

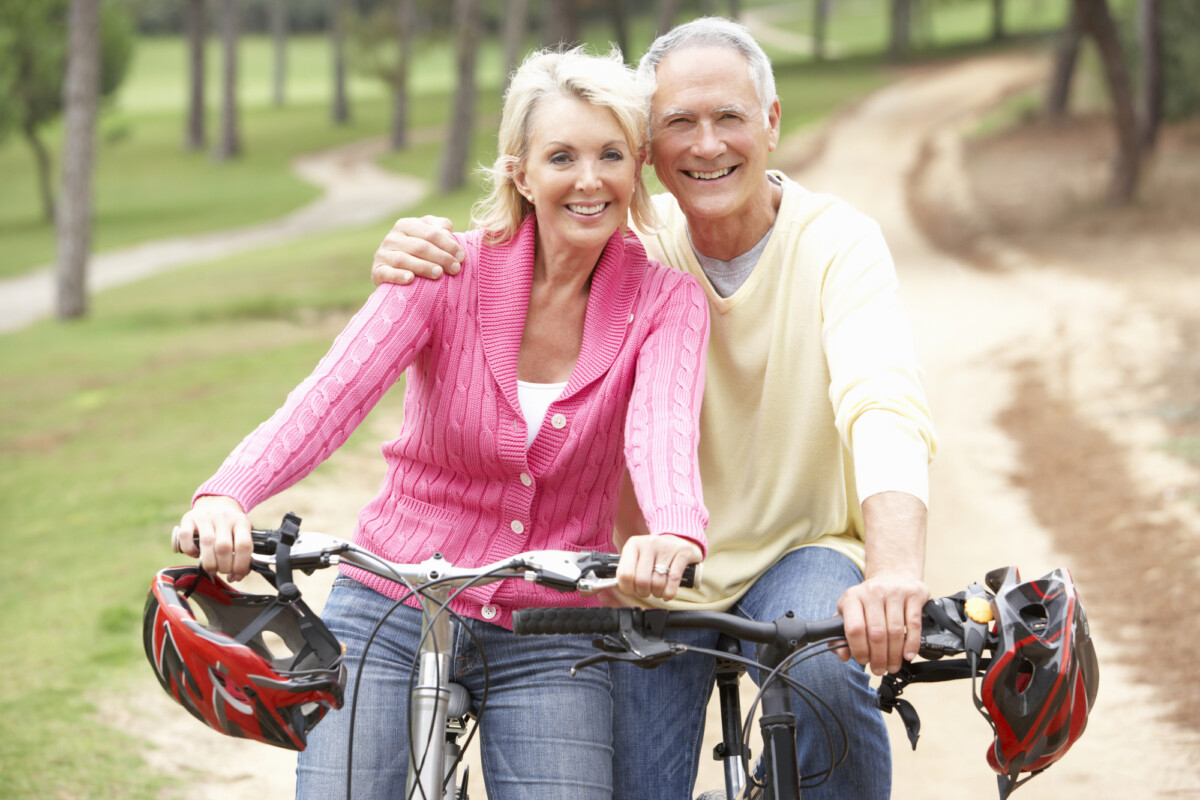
xmin=568 ymin=203 xmax=606 ymax=215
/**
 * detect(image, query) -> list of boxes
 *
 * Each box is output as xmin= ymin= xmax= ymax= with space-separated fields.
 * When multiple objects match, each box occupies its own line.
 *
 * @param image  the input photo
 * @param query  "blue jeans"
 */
xmin=296 ymin=575 xmax=614 ymax=800
xmin=611 ymin=547 xmax=890 ymax=800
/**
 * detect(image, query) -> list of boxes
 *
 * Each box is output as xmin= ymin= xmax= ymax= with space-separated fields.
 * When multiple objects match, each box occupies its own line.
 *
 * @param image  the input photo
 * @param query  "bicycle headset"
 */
xmin=142 ymin=523 xmax=346 ymax=751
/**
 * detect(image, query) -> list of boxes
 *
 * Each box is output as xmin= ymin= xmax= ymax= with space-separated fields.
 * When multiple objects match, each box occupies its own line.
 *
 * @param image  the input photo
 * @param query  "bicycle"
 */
xmin=151 ymin=514 xmax=1096 ymax=800
xmin=154 ymin=512 xmax=697 ymax=800
xmin=511 ymin=564 xmax=1097 ymax=800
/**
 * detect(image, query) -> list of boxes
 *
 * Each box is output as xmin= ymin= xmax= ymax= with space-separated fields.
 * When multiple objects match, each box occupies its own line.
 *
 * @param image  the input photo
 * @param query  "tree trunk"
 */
xmin=502 ymin=0 xmax=529 ymax=95
xmin=392 ymin=0 xmax=415 ymax=149
xmin=609 ymin=0 xmax=629 ymax=64
xmin=215 ymin=0 xmax=240 ymax=160
xmin=544 ymin=0 xmax=579 ymax=48
xmin=23 ymin=122 xmax=55 ymax=223
xmin=1137 ymin=0 xmax=1163 ymax=153
xmin=330 ymin=0 xmax=350 ymax=123
xmin=656 ymin=0 xmax=679 ymax=39
xmin=889 ymin=0 xmax=912 ymax=62
xmin=991 ymin=0 xmax=1006 ymax=41
xmin=1045 ymin=1 xmax=1082 ymax=117
xmin=438 ymin=0 xmax=480 ymax=192
xmin=270 ymin=0 xmax=287 ymax=107
xmin=814 ymin=0 xmax=829 ymax=61
xmin=56 ymin=0 xmax=101 ymax=320
xmin=728 ymin=0 xmax=741 ymax=20
xmin=1074 ymin=0 xmax=1140 ymax=204
xmin=185 ymin=0 xmax=206 ymax=150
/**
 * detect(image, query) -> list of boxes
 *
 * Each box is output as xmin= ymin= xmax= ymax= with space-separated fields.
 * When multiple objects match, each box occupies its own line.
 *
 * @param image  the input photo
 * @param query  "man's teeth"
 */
xmin=688 ymin=167 xmax=733 ymax=180
xmin=568 ymin=203 xmax=606 ymax=215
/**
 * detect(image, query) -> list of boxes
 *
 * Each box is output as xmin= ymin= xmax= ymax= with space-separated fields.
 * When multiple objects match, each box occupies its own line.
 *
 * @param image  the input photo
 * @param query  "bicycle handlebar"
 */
xmin=177 ymin=516 xmax=698 ymax=594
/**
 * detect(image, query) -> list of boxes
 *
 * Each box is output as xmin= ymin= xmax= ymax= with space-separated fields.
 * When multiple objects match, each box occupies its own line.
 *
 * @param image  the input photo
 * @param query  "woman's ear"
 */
xmin=512 ymin=169 xmax=532 ymax=204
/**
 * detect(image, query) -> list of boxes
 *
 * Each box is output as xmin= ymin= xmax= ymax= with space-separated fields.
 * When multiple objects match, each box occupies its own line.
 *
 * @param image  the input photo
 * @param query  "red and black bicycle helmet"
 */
xmin=978 ymin=566 xmax=1099 ymax=796
xmin=143 ymin=565 xmax=346 ymax=750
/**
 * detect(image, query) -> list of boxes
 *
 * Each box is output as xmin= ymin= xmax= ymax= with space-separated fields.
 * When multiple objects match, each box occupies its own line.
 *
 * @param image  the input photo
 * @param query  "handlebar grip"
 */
xmin=176 ymin=528 xmax=280 ymax=555
xmin=512 ymin=607 xmax=622 ymax=636
xmin=584 ymin=552 xmax=701 ymax=589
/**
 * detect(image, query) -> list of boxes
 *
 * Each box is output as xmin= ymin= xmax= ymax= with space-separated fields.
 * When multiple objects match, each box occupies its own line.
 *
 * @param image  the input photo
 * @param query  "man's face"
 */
xmin=647 ymin=46 xmax=781 ymax=226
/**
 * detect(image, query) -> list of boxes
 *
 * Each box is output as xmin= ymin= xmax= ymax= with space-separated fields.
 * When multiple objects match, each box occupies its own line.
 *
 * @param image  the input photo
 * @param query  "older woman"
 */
xmin=173 ymin=48 xmax=709 ymax=799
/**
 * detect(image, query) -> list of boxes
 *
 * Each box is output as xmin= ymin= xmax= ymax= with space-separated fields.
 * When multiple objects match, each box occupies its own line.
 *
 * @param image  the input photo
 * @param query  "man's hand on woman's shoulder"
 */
xmin=372 ymin=215 xmax=464 ymax=286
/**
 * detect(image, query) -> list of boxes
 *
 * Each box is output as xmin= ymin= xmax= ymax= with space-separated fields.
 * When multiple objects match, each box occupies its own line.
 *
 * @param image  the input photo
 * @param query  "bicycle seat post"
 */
xmin=713 ymin=633 xmax=748 ymax=800
xmin=407 ymin=558 xmax=456 ymax=800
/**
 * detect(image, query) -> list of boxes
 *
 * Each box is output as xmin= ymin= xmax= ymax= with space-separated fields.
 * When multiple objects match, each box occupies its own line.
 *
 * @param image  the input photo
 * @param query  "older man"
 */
xmin=370 ymin=18 xmax=935 ymax=800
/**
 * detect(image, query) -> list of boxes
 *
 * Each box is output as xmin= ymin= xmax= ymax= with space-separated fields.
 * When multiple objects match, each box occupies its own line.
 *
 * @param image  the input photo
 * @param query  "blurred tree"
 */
xmin=1157 ymin=1 xmax=1200 ymax=121
xmin=655 ymin=0 xmax=678 ymax=38
xmin=0 ymin=0 xmax=133 ymax=222
xmin=269 ymin=0 xmax=286 ymax=106
xmin=1045 ymin=0 xmax=1081 ymax=117
xmin=330 ymin=0 xmax=350 ymax=123
xmin=502 ymin=0 xmax=530 ymax=94
xmin=990 ymin=0 xmax=1006 ymax=41
xmin=609 ymin=0 xmax=629 ymax=63
xmin=814 ymin=0 xmax=829 ymax=61
xmin=545 ymin=0 xmax=579 ymax=47
xmin=1074 ymin=0 xmax=1139 ymax=203
xmin=392 ymin=0 xmax=414 ymax=149
xmin=439 ymin=0 xmax=480 ymax=192
xmin=890 ymin=0 xmax=912 ymax=61
xmin=57 ymin=0 xmax=101 ymax=319
xmin=1137 ymin=0 xmax=1161 ymax=152
xmin=184 ymin=0 xmax=206 ymax=149
xmin=215 ymin=0 xmax=240 ymax=159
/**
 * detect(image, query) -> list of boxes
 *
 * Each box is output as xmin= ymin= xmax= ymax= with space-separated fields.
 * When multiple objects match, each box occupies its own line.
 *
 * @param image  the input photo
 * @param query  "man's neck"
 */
xmin=685 ymin=176 xmax=783 ymax=261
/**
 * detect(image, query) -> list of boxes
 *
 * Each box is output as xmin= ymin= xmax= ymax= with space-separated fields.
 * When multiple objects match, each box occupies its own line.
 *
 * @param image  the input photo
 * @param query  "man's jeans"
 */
xmin=296 ymin=575 xmax=614 ymax=800
xmin=612 ymin=546 xmax=891 ymax=800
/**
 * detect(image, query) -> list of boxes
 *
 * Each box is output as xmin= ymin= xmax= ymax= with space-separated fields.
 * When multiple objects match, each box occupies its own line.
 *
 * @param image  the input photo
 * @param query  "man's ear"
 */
xmin=767 ymin=98 xmax=782 ymax=152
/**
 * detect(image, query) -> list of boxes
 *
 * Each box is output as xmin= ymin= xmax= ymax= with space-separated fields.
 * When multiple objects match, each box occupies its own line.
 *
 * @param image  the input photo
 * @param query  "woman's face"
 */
xmin=515 ymin=93 xmax=639 ymax=261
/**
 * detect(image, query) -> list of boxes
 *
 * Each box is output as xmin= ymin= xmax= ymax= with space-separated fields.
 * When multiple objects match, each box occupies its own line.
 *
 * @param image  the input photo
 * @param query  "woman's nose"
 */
xmin=576 ymin=162 xmax=602 ymax=193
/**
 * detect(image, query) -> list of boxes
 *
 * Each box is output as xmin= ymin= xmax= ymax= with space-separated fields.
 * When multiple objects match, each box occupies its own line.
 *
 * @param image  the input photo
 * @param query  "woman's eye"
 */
xmin=603 ymin=149 xmax=624 ymax=161
xmin=550 ymin=153 xmax=570 ymax=164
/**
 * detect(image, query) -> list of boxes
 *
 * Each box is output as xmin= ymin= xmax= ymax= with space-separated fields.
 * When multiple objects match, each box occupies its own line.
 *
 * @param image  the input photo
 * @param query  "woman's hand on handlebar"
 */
xmin=616 ymin=534 xmax=702 ymax=602
xmin=174 ymin=495 xmax=254 ymax=582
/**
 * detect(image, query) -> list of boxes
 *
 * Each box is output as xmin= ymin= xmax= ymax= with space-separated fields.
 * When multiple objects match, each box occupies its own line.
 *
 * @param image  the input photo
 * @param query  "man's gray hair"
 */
xmin=637 ymin=16 xmax=777 ymax=116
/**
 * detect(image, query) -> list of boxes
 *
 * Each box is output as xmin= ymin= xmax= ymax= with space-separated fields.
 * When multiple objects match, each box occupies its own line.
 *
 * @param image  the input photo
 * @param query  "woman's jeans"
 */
xmin=611 ymin=546 xmax=891 ymax=800
xmin=296 ymin=575 xmax=613 ymax=800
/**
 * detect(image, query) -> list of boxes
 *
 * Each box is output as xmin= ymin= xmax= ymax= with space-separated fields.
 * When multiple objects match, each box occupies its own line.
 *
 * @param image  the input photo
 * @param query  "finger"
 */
xmin=659 ymin=550 xmax=691 ymax=602
xmin=865 ymin=600 xmax=892 ymax=677
xmin=197 ymin=517 xmax=218 ymax=575
xmin=177 ymin=517 xmax=201 ymax=557
xmin=231 ymin=516 xmax=253 ymax=582
xmin=210 ymin=519 xmax=235 ymax=578
xmin=841 ymin=594 xmax=868 ymax=667
xmin=616 ymin=539 xmax=641 ymax=597
xmin=885 ymin=595 xmax=907 ymax=674
xmin=903 ymin=594 xmax=925 ymax=663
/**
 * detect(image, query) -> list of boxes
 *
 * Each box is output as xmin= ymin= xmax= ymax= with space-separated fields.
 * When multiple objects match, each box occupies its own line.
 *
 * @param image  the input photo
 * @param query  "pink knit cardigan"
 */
xmin=196 ymin=216 xmax=710 ymax=629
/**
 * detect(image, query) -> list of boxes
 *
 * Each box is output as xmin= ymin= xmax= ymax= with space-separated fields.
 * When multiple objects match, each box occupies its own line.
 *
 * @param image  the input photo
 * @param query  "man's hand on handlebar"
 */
xmin=174 ymin=495 xmax=254 ymax=583
xmin=836 ymin=568 xmax=930 ymax=677
xmin=616 ymin=534 xmax=702 ymax=603
xmin=372 ymin=216 xmax=463 ymax=287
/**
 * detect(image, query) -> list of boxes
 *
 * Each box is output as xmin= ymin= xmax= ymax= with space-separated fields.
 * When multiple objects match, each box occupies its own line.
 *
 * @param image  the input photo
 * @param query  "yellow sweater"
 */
xmin=624 ymin=173 xmax=936 ymax=610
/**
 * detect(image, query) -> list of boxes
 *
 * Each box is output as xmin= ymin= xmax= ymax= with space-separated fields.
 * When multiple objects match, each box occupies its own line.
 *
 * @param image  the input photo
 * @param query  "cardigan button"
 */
xmin=510 ymin=520 xmax=525 ymax=534
xmin=551 ymin=413 xmax=567 ymax=429
xmin=519 ymin=472 xmax=533 ymax=487
xmin=481 ymin=605 xmax=498 ymax=620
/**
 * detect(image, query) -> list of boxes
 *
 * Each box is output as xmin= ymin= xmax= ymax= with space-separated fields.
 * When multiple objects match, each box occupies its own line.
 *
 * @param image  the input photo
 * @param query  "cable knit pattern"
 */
xmin=196 ymin=215 xmax=709 ymax=629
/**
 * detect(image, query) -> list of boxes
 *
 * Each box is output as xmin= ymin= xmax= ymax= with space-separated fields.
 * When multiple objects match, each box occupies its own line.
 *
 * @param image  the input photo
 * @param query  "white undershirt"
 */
xmin=517 ymin=380 xmax=568 ymax=449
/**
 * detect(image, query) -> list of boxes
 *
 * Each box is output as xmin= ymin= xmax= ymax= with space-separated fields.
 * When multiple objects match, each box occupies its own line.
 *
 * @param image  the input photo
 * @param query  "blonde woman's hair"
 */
xmin=472 ymin=47 xmax=658 ymax=242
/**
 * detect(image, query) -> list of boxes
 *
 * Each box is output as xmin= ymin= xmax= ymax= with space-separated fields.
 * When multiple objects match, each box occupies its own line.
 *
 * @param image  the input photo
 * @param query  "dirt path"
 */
xmin=102 ymin=52 xmax=1200 ymax=799
xmin=0 ymin=137 xmax=426 ymax=334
